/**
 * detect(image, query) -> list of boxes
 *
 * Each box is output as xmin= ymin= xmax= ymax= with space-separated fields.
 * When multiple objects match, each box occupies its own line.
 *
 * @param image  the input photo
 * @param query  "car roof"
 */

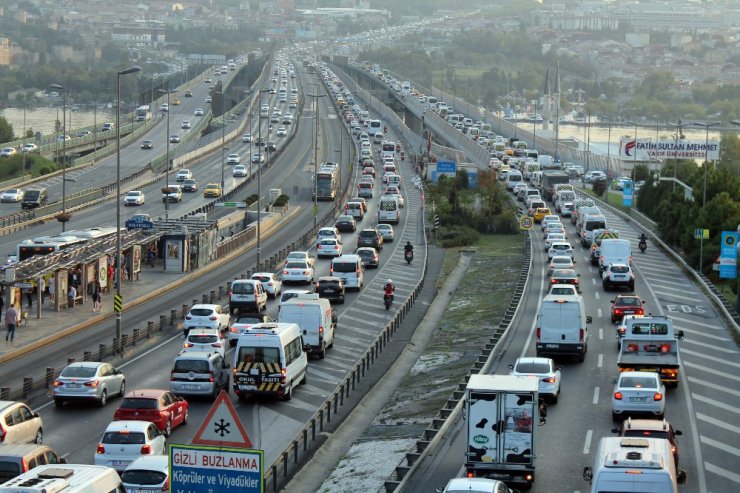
xmin=187 ymin=327 xmax=220 ymax=335
xmin=252 ymin=272 xmax=274 ymax=277
xmin=317 ymin=276 xmax=342 ymax=282
xmin=621 ymin=418 xmax=672 ymax=432
xmin=105 ymin=420 xmax=155 ymax=432
xmin=125 ymin=455 xmax=169 ymax=472
xmin=65 ymin=361 xmax=104 ymax=369
xmin=123 ymin=389 xmax=167 ymax=399
xmin=444 ymin=478 xmax=502 ymax=492
xmin=190 ymin=304 xmax=220 ymax=310
xmin=515 ymin=356 xmax=553 ymax=366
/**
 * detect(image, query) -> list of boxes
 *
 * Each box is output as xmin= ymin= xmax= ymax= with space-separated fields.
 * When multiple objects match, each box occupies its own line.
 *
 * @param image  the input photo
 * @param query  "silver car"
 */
xmin=509 ymin=357 xmax=562 ymax=403
xmin=612 ymin=371 xmax=665 ymax=421
xmin=53 ymin=362 xmax=126 ymax=407
xmin=375 ymin=224 xmax=395 ymax=242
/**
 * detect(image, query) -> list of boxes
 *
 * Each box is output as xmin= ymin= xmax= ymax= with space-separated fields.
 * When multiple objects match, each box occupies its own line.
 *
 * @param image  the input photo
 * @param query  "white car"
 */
xmin=0 ymin=147 xmax=17 ymax=157
xmin=251 ymin=152 xmax=265 ymax=163
xmin=509 ymin=357 xmax=562 ymax=403
xmin=544 ymin=233 xmax=567 ymax=251
xmin=162 ymin=185 xmax=183 ymax=203
xmin=602 ymin=263 xmax=636 ymax=291
xmin=317 ymin=227 xmax=341 ymax=244
xmin=124 ymin=190 xmax=145 ymax=206
xmin=183 ymin=304 xmax=230 ymax=336
xmin=182 ymin=327 xmax=226 ymax=358
xmin=232 ymin=165 xmax=248 ymax=177
xmin=282 ymin=260 xmax=315 ymax=284
xmin=122 ymin=456 xmax=169 ymax=492
xmin=227 ymin=153 xmax=240 ymax=164
xmin=612 ymin=371 xmax=665 ymax=421
xmin=227 ymin=313 xmax=272 ymax=346
xmin=548 ymin=241 xmax=574 ymax=261
xmin=21 ymin=143 xmax=38 ymax=153
xmin=317 ymin=238 xmax=343 ymax=258
xmin=242 ymin=133 xmax=251 ymax=143
xmin=181 ymin=121 xmax=191 ymax=129
xmin=0 ymin=189 xmax=24 ymax=202
xmin=286 ymin=251 xmax=315 ymax=268
xmin=276 ymin=127 xmax=287 ymax=136
xmin=94 ymin=421 xmax=166 ymax=473
xmin=194 ymin=108 xmax=204 ymax=116
xmin=176 ymin=169 xmax=193 ymax=181
xmin=438 ymin=478 xmax=510 ymax=493
xmin=548 ymin=255 xmax=575 ymax=276
xmin=251 ymin=272 xmax=282 ymax=298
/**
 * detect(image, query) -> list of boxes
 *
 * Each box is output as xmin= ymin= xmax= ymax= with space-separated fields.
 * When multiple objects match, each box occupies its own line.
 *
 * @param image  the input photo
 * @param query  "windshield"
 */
xmin=380 ymin=199 xmax=398 ymax=211
xmin=237 ymin=346 xmax=280 ymax=365
xmin=235 ymin=316 xmax=260 ymax=324
xmin=515 ymin=362 xmax=550 ymax=373
xmin=120 ymin=398 xmax=158 ymax=409
xmin=61 ymin=366 xmax=96 ymax=378
xmin=103 ymin=432 xmax=145 ymax=444
xmin=620 ymin=376 xmax=658 ymax=389
xmin=286 ymin=262 xmax=307 ymax=269
xmin=121 ymin=469 xmax=167 ymax=485
xmin=173 ymin=359 xmax=209 ymax=373
xmin=232 ymin=283 xmax=254 ymax=295
xmin=189 ymin=308 xmax=214 ymax=317
xmin=586 ymin=220 xmax=607 ymax=231
xmin=188 ymin=334 xmax=218 ymax=344
xmin=332 ymin=261 xmax=357 ymax=273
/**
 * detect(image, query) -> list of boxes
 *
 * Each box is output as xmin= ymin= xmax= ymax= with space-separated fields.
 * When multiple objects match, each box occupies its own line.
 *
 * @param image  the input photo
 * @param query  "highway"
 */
xmin=402 ymin=183 xmax=740 ymax=492
xmin=6 ymin=57 xmax=428 ymax=473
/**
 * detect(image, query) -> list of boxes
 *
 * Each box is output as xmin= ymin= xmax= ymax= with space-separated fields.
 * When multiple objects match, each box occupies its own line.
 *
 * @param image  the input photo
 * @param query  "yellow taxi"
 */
xmin=533 ymin=207 xmax=552 ymax=223
xmin=172 ymin=98 xmax=182 ymax=106
xmin=203 ymin=183 xmax=222 ymax=198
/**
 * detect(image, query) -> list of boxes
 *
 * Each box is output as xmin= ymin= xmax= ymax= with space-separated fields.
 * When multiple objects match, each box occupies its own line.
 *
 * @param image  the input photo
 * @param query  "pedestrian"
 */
xmin=67 ymin=284 xmax=77 ymax=309
xmin=25 ymin=286 xmax=33 ymax=309
xmin=48 ymin=277 xmax=55 ymax=304
xmin=92 ymin=282 xmax=102 ymax=312
xmin=39 ymin=277 xmax=46 ymax=305
xmin=5 ymin=304 xmax=18 ymax=342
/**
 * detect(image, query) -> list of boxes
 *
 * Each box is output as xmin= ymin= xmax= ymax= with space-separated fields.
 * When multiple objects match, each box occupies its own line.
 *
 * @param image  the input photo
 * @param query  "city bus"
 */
xmin=135 ymin=105 xmax=152 ymax=122
xmin=314 ymin=166 xmax=338 ymax=201
xmin=16 ymin=227 xmax=117 ymax=261
xmin=381 ymin=141 xmax=396 ymax=161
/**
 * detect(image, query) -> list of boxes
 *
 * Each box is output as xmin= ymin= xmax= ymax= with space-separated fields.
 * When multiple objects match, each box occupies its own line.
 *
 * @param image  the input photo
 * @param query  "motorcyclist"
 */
xmin=384 ymin=279 xmax=395 ymax=303
xmin=404 ymin=241 xmax=414 ymax=254
xmin=638 ymin=233 xmax=647 ymax=251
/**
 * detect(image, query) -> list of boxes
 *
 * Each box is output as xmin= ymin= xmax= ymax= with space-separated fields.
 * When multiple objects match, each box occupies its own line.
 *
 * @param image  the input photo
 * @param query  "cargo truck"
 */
xmin=539 ymin=171 xmax=570 ymax=202
xmin=617 ymin=316 xmax=684 ymax=387
xmin=465 ymin=374 xmax=546 ymax=490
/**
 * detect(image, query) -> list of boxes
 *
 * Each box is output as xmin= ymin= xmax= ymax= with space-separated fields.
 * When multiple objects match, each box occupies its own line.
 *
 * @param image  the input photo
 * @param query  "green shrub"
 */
xmin=438 ymin=225 xmax=479 ymax=248
xmin=245 ymin=194 xmax=259 ymax=205
xmin=592 ymin=178 xmax=607 ymax=196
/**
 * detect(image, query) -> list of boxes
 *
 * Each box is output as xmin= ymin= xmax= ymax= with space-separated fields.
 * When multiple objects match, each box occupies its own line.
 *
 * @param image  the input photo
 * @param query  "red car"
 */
xmin=611 ymin=294 xmax=645 ymax=323
xmin=113 ymin=389 xmax=189 ymax=436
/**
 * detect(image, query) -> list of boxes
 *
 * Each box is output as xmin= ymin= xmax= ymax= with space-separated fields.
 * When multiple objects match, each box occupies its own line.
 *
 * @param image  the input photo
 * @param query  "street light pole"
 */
xmin=693 ymin=120 xmax=719 ymax=274
xmin=49 ymin=84 xmax=68 ymax=232
xmin=158 ymin=87 xmax=170 ymax=220
xmin=217 ymin=91 xmax=226 ymax=191
xmin=306 ymin=89 xmax=327 ymax=229
xmin=115 ymin=66 xmax=141 ymax=354
xmin=667 ymin=120 xmax=685 ymax=192
xmin=257 ymin=88 xmax=270 ymax=269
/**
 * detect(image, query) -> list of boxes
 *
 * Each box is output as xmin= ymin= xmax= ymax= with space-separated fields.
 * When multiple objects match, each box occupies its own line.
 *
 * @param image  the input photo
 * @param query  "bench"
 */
xmin=66 ymin=295 xmax=83 ymax=308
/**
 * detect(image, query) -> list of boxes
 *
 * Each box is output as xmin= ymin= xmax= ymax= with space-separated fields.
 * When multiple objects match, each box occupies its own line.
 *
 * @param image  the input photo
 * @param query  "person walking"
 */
xmin=48 ymin=277 xmax=55 ymax=304
xmin=67 ymin=285 xmax=77 ymax=309
xmin=92 ymin=282 xmax=102 ymax=312
xmin=5 ymin=304 xmax=19 ymax=342
xmin=25 ymin=286 xmax=33 ymax=309
xmin=39 ymin=277 xmax=46 ymax=305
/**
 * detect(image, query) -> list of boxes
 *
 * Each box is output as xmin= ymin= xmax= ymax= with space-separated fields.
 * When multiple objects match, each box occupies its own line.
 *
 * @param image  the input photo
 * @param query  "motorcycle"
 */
xmin=384 ymin=293 xmax=393 ymax=310
xmin=400 ymin=151 xmax=406 ymax=161
xmin=639 ymin=239 xmax=647 ymax=253
xmin=405 ymin=250 xmax=413 ymax=264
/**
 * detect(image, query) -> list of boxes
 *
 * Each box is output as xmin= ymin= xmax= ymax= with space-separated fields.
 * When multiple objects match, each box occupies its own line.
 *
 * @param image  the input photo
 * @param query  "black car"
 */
xmin=357 ymin=228 xmax=383 ymax=250
xmin=184 ymin=90 xmax=193 ymax=97
xmin=266 ymin=141 xmax=277 ymax=152
xmin=335 ymin=215 xmax=356 ymax=233
xmin=315 ymin=276 xmax=345 ymax=304
xmin=140 ymin=140 xmax=153 ymax=149
xmin=182 ymin=179 xmax=199 ymax=192
xmin=255 ymin=137 xmax=265 ymax=147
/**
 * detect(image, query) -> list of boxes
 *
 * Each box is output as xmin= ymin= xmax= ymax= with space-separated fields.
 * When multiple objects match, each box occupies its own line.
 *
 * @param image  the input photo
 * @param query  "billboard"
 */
xmin=619 ymin=139 xmax=719 ymax=161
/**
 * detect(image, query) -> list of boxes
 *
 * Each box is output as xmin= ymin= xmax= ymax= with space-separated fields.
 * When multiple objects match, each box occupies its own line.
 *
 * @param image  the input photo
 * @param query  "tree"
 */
xmin=0 ymin=116 xmax=14 ymax=143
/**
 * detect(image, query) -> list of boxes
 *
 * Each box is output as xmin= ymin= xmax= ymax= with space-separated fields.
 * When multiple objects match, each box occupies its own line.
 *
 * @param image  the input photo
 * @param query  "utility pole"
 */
xmin=306 ymin=86 xmax=327 ymax=229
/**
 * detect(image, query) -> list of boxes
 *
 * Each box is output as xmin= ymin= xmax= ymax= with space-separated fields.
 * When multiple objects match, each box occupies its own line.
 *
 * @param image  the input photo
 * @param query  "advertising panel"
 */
xmin=619 ymin=138 xmax=719 ymax=160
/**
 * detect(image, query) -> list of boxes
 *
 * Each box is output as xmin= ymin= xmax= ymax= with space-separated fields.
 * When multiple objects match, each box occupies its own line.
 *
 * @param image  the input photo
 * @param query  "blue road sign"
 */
xmin=169 ymin=444 xmax=263 ymax=493
xmin=622 ymin=179 xmax=633 ymax=207
xmin=467 ymin=169 xmax=478 ymax=188
xmin=125 ymin=219 xmax=154 ymax=230
xmin=436 ymin=161 xmax=457 ymax=173
xmin=719 ymin=231 xmax=739 ymax=279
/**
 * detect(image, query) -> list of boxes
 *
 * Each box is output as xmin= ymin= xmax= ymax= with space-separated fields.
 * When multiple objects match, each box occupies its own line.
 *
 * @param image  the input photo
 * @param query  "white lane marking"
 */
xmin=692 ymin=393 xmax=740 ymax=415
xmin=705 ymin=462 xmax=740 ymax=484
xmin=592 ymin=386 xmax=599 ymax=404
xmin=700 ymin=436 xmax=740 ymax=458
xmin=682 ymin=349 xmax=740 ymax=369
xmin=683 ymin=338 xmax=738 ymax=353
xmin=594 ymin=292 xmax=600 ymax=300
xmin=652 ymin=291 xmax=703 ymax=303
xmin=688 ymin=376 xmax=740 ymax=397
xmin=696 ymin=413 xmax=740 ymax=434
xmin=598 ymin=328 xmax=603 ymax=340
xmin=667 ymin=315 xmax=724 ymax=331
xmin=678 ymin=327 xmax=731 ymax=342
xmin=591 ymin=278 xmax=596 ymax=285
xmin=597 ymin=354 xmax=603 ymax=368
xmin=35 ymin=331 xmax=183 ymax=412
xmin=583 ymin=430 xmax=593 ymax=454
xmin=683 ymin=362 xmax=740 ymax=383
xmin=597 ymin=308 xmax=603 ymax=318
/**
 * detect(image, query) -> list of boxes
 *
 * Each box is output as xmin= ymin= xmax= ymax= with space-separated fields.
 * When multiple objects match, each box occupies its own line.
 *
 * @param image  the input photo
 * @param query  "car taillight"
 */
xmin=185 ymin=316 xmax=192 ymax=320
xmin=466 ymin=471 xmax=474 ymax=478
xmin=541 ymin=377 xmax=555 ymax=383
xmin=660 ymin=344 xmax=671 ymax=353
xmin=579 ymin=329 xmax=585 ymax=342
xmin=614 ymin=392 xmax=623 ymax=400
xmin=209 ymin=316 xmax=217 ymax=320
xmin=281 ymin=368 xmax=287 ymax=383
xmin=536 ymin=327 xmax=540 ymax=340
xmin=209 ymin=371 xmax=215 ymax=383
xmin=84 ymin=380 xmax=100 ymax=388
xmin=334 ymin=246 xmax=338 ymax=250
xmin=268 ymin=282 xmax=274 ymax=286
xmin=618 ymin=327 xmax=626 ymax=336
xmin=161 ymin=478 xmax=169 ymax=491
xmin=627 ymin=343 xmax=639 ymax=352
xmin=141 ymin=444 xmax=152 ymax=454
xmin=614 ymin=308 xmax=623 ymax=315
xmin=283 ymin=270 xmax=289 ymax=275
xmin=654 ymin=393 xmax=663 ymax=401
xmin=230 ymin=327 xmax=238 ymax=333
xmin=96 ymin=444 xmax=105 ymax=454
xmin=170 ymin=370 xmax=175 ymax=381
xmin=53 ymin=380 xmax=63 ymax=387
xmin=636 ymin=308 xmax=644 ymax=315
xmin=319 ymin=326 xmax=324 ymax=335
xmin=183 ymin=343 xmax=194 ymax=348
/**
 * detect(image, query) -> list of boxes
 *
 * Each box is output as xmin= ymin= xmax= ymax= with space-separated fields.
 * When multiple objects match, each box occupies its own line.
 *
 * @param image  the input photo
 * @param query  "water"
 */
xmin=1 ymin=107 xmax=116 ymax=137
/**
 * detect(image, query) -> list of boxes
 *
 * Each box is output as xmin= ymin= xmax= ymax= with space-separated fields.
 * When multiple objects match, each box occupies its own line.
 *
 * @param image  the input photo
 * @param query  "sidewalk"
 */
xmin=0 ymin=265 xmax=187 ymax=360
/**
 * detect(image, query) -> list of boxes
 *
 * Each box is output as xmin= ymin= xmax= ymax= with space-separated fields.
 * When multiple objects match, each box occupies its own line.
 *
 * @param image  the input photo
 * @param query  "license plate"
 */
xmin=67 ymin=383 xmax=81 ymax=388
xmin=630 ymin=397 xmax=647 ymax=402
xmin=113 ymin=460 xmax=131 ymax=467
xmin=239 ymin=385 xmax=257 ymax=391
xmin=623 ymin=310 xmax=634 ymax=314
xmin=546 ymin=344 xmax=559 ymax=348
xmin=325 ymin=289 xmax=335 ymax=293
xmin=183 ymin=384 xmax=199 ymax=390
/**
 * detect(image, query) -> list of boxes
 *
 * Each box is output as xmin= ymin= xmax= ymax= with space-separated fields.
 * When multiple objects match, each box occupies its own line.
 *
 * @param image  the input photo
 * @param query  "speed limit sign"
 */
xmin=519 ymin=216 xmax=533 ymax=231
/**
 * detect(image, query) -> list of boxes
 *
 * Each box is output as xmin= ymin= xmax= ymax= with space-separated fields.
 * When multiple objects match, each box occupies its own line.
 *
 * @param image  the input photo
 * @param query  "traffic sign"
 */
xmin=192 ymin=390 xmax=252 ymax=447
xmin=694 ymin=229 xmax=709 ymax=239
xmin=215 ymin=201 xmax=247 ymax=208
xmin=436 ymin=161 xmax=457 ymax=173
xmin=113 ymin=294 xmax=122 ymax=313
xmin=169 ymin=444 xmax=263 ymax=493
xmin=519 ymin=216 xmax=533 ymax=230
xmin=312 ymin=204 xmax=318 ymax=216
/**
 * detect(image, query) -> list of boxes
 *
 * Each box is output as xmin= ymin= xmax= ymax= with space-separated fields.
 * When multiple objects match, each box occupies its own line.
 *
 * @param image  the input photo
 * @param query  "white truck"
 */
xmin=465 ymin=374 xmax=545 ymax=490
xmin=617 ymin=315 xmax=684 ymax=387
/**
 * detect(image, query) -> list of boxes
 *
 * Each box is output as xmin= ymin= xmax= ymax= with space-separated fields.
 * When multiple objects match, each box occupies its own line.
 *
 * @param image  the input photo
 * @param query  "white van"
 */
xmin=330 ymin=254 xmax=364 ymax=291
xmin=583 ymin=437 xmax=686 ymax=493
xmin=0 ymin=464 xmax=122 ymax=493
xmin=232 ymin=323 xmax=308 ymax=401
xmin=368 ymin=119 xmax=382 ymax=136
xmin=505 ymin=170 xmax=523 ymax=191
xmin=598 ymin=238 xmax=632 ymax=272
xmin=229 ymin=279 xmax=268 ymax=313
xmin=373 ymin=132 xmax=384 ymax=144
xmin=580 ymin=214 xmax=608 ymax=247
xmin=278 ymin=295 xmax=335 ymax=359
xmin=536 ymin=293 xmax=591 ymax=362
xmin=378 ymin=195 xmax=401 ymax=224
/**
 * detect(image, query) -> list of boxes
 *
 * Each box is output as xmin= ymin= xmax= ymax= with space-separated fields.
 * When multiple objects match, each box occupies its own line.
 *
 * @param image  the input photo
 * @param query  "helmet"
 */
xmin=386 ymin=279 xmax=392 ymax=284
